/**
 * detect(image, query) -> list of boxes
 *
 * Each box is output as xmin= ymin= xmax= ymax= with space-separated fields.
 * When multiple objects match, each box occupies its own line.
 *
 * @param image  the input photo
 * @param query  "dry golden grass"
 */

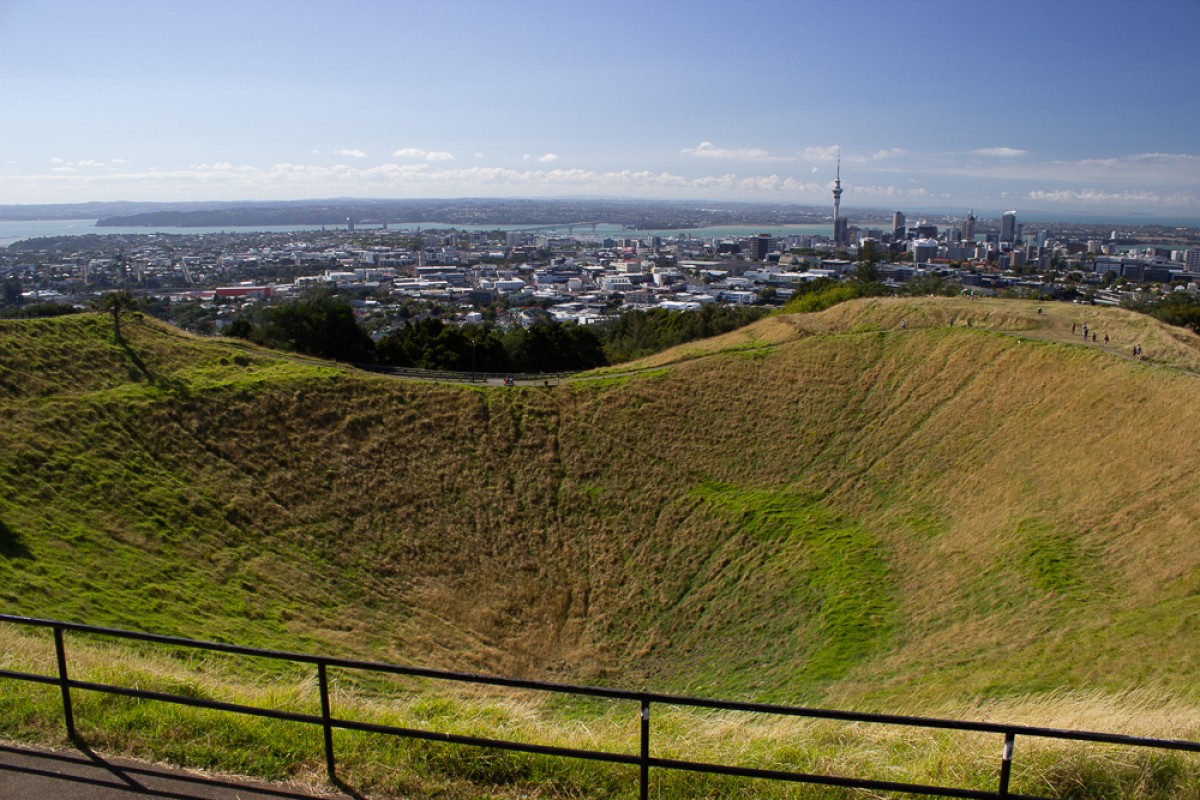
xmin=619 ymin=295 xmax=1200 ymax=374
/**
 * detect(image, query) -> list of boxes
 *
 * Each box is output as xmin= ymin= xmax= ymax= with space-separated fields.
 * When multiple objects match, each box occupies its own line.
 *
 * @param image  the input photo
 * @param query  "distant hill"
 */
xmin=88 ymin=198 xmax=828 ymax=228
xmin=2 ymin=297 xmax=1200 ymax=712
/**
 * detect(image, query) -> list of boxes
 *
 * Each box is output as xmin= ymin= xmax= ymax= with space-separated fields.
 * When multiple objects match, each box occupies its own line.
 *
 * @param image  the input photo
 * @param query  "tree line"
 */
xmin=221 ymin=293 xmax=784 ymax=373
xmin=224 ymin=293 xmax=610 ymax=373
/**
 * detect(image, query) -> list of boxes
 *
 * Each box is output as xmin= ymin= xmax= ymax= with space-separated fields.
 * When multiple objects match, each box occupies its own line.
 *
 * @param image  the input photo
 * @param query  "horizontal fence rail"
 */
xmin=2 ymin=614 xmax=1198 ymax=799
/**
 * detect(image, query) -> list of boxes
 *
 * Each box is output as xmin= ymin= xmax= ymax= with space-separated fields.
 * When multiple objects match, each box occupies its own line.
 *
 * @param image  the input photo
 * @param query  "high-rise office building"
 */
xmin=963 ymin=210 xmax=976 ymax=242
xmin=892 ymin=211 xmax=906 ymax=241
xmin=832 ymin=218 xmax=848 ymax=248
xmin=748 ymin=233 xmax=773 ymax=261
xmin=1001 ymin=210 xmax=1018 ymax=244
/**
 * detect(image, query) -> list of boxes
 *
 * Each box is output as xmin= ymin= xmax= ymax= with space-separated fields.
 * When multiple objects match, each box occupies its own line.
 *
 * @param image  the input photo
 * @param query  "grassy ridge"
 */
xmin=3 ymin=299 xmax=1200 ymax=794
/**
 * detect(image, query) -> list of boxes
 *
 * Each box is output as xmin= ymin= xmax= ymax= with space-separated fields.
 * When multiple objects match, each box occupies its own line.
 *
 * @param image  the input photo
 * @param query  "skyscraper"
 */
xmin=748 ymin=233 xmax=772 ymax=261
xmin=892 ymin=211 xmax=906 ymax=241
xmin=1001 ymin=210 xmax=1018 ymax=244
xmin=963 ymin=210 xmax=976 ymax=243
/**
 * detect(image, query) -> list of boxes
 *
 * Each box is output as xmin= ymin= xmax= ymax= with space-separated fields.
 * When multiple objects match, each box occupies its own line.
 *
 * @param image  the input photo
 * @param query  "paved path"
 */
xmin=0 ymin=741 xmax=357 ymax=800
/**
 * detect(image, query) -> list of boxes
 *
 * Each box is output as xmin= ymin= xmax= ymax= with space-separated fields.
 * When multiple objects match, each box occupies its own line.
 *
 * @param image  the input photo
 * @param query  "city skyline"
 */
xmin=2 ymin=0 xmax=1198 ymax=220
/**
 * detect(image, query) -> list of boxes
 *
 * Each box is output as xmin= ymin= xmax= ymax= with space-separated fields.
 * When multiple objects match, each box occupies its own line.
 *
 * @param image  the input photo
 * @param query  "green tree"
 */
xmin=854 ymin=240 xmax=882 ymax=284
xmin=2 ymin=278 xmax=22 ymax=307
xmin=0 ymin=302 xmax=79 ymax=319
xmin=904 ymin=273 xmax=960 ymax=297
xmin=97 ymin=290 xmax=139 ymax=341
xmin=223 ymin=318 xmax=255 ymax=339
xmin=256 ymin=293 xmax=374 ymax=362
xmin=1126 ymin=292 xmax=1200 ymax=334
xmin=505 ymin=322 xmax=607 ymax=373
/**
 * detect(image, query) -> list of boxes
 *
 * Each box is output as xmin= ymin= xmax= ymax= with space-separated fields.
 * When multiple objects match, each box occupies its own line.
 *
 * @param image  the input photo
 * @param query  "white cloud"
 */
xmin=537 ymin=153 xmax=559 ymax=163
xmin=334 ymin=149 xmax=368 ymax=158
xmin=798 ymin=146 xmax=839 ymax=161
xmin=924 ymin=151 xmax=1200 ymax=187
xmin=5 ymin=151 xmax=1198 ymax=211
xmin=852 ymin=183 xmax=932 ymax=198
xmin=683 ymin=141 xmax=786 ymax=161
xmin=971 ymin=147 xmax=1028 ymax=158
xmin=0 ymin=160 xmax=852 ymax=203
xmin=872 ymin=148 xmax=906 ymax=160
xmin=736 ymin=175 xmax=824 ymax=193
xmin=393 ymin=147 xmax=455 ymax=161
xmin=1026 ymin=187 xmax=1200 ymax=207
xmin=44 ymin=158 xmax=127 ymax=170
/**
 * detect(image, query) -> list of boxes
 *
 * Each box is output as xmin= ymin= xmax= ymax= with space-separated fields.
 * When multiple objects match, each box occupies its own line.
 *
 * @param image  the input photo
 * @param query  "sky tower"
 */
xmin=831 ymin=154 xmax=847 ymax=247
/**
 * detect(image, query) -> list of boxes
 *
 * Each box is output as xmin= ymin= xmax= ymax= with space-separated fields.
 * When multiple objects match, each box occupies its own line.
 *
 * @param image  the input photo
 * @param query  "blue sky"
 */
xmin=2 ymin=0 xmax=1198 ymax=219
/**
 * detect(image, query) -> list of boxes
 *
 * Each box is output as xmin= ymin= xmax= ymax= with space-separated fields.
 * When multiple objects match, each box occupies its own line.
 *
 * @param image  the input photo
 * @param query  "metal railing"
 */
xmin=1 ymin=614 xmax=1197 ymax=799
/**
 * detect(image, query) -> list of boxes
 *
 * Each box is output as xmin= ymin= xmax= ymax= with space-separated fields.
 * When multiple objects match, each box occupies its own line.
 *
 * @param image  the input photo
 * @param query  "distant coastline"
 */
xmin=1 ymin=197 xmax=1197 ymax=250
xmin=0 ymin=218 xmax=838 ymax=249
xmin=1 ymin=198 xmax=1196 ymax=231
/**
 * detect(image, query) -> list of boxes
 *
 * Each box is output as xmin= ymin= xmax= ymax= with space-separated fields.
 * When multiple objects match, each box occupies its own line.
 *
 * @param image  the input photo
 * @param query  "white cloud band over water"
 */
xmin=2 ymin=148 xmax=1198 ymax=214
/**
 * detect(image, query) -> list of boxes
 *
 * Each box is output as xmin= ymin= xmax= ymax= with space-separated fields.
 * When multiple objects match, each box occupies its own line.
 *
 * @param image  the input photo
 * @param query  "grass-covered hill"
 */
xmin=3 ymin=297 xmax=1200 ymax=719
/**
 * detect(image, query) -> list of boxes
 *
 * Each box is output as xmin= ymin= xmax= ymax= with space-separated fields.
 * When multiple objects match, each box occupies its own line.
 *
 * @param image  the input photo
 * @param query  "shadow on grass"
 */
xmin=0 ymin=519 xmax=32 ymax=559
xmin=118 ymin=337 xmax=155 ymax=382
xmin=119 ymin=338 xmax=191 ymax=398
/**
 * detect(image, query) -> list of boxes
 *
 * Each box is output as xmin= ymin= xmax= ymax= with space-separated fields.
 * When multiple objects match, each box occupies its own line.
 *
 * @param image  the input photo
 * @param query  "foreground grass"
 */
xmin=2 ymin=627 xmax=1199 ymax=800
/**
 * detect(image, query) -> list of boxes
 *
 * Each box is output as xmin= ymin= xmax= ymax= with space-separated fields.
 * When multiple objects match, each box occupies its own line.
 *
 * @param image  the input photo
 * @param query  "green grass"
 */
xmin=690 ymin=483 xmax=897 ymax=688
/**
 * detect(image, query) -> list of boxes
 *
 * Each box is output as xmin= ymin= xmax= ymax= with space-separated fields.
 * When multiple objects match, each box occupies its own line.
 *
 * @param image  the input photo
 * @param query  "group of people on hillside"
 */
xmin=1072 ymin=320 xmax=1146 ymax=358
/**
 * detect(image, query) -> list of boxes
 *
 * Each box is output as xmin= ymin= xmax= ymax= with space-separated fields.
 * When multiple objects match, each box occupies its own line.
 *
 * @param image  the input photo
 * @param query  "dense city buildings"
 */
xmin=2 ymin=195 xmax=1199 ymax=339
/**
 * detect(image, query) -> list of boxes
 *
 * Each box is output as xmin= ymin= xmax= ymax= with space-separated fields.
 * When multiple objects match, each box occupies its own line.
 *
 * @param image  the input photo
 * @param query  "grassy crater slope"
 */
xmin=2 ymin=298 xmax=1200 ymax=718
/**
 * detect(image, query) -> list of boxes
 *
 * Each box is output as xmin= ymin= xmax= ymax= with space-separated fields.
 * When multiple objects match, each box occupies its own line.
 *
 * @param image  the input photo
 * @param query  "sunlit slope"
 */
xmin=2 ymin=301 xmax=1199 ymax=709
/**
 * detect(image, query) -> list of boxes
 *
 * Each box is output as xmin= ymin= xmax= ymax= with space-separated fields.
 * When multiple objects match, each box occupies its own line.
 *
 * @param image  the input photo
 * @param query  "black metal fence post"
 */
xmin=998 ymin=731 xmax=1015 ymax=797
xmin=639 ymin=697 xmax=650 ymax=800
xmin=52 ymin=625 xmax=75 ymax=739
xmin=317 ymin=661 xmax=336 ymax=781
